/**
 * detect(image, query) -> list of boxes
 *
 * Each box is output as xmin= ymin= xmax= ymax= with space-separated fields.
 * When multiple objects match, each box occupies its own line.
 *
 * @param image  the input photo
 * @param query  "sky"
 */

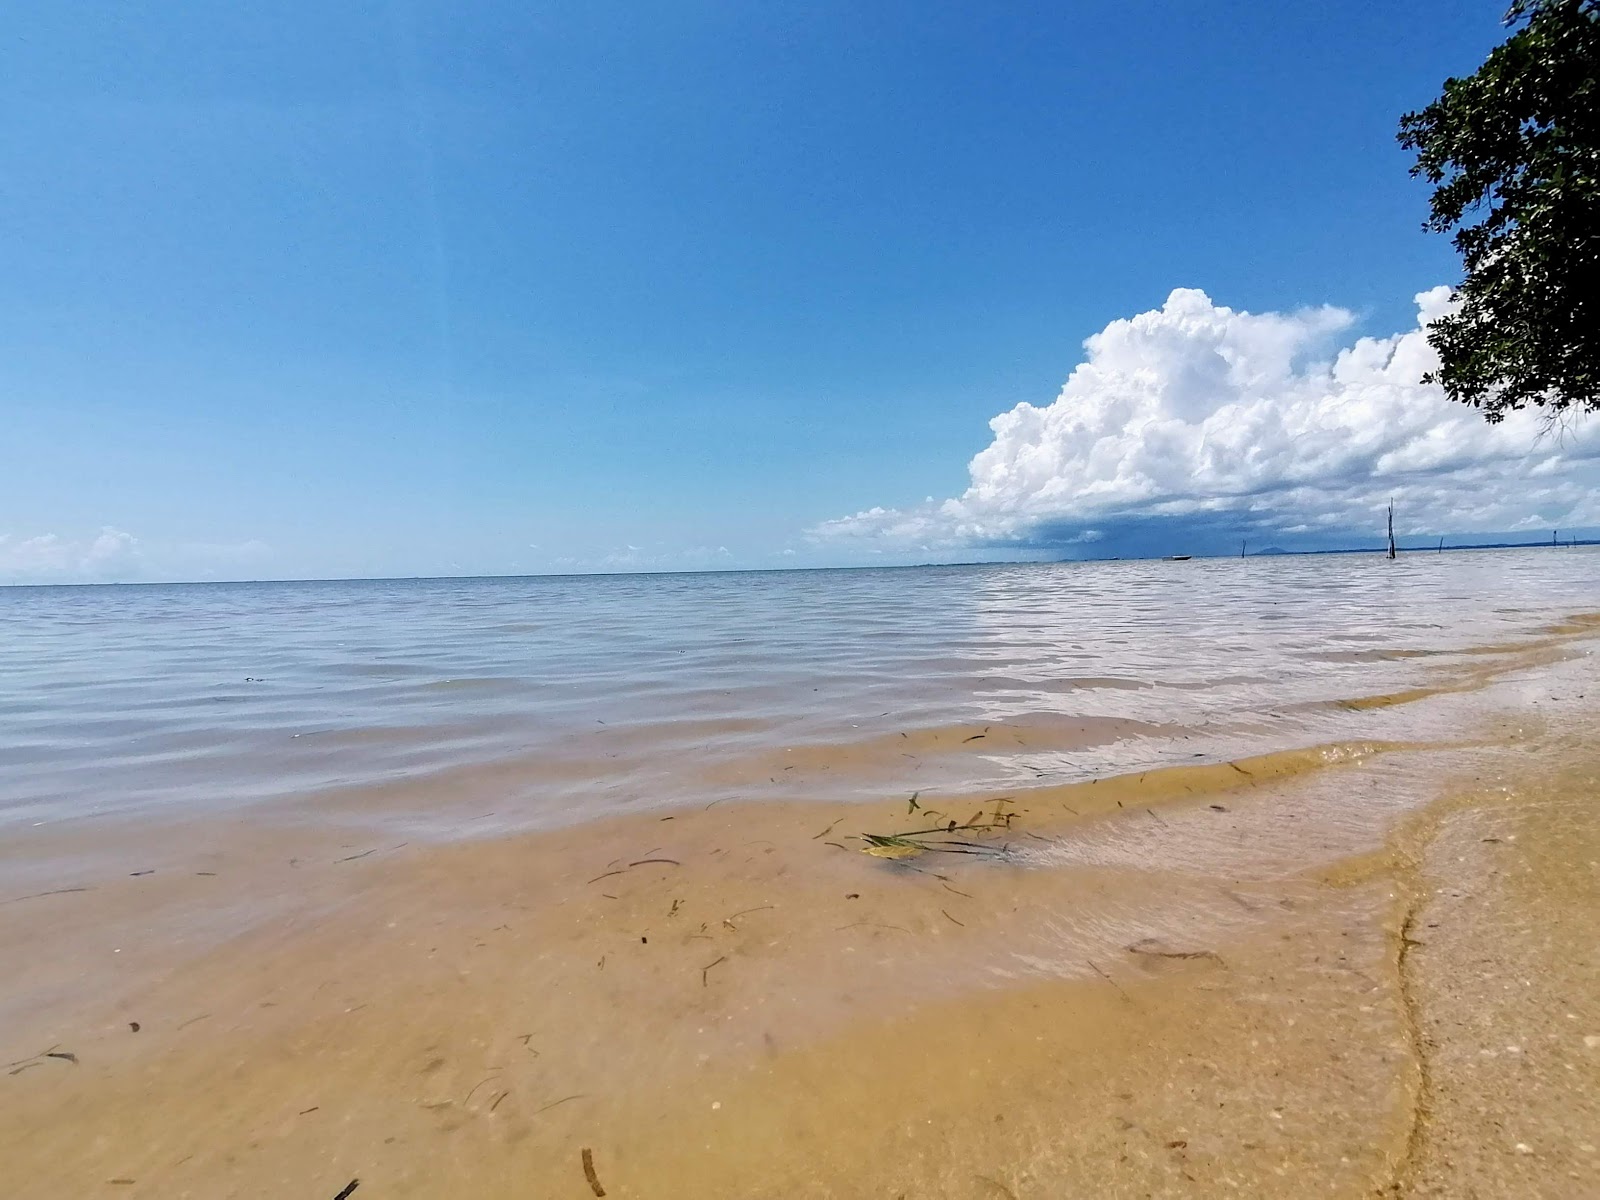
xmin=3 ymin=1 xmax=1595 ymax=584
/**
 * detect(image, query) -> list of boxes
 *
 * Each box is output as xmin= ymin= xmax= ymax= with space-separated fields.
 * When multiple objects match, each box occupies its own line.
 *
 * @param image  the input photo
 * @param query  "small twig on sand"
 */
xmin=463 ymin=1073 xmax=502 ymax=1106
xmin=581 ymin=1147 xmax=607 ymax=1196
xmin=531 ymin=1094 xmax=585 ymax=1117
xmin=701 ymin=955 xmax=728 ymax=986
xmin=0 ymin=886 xmax=95 ymax=907
xmin=1087 ymin=959 xmax=1132 ymax=1003
xmin=1125 ymin=938 xmax=1225 ymax=966
xmin=7 ymin=1045 xmax=79 ymax=1074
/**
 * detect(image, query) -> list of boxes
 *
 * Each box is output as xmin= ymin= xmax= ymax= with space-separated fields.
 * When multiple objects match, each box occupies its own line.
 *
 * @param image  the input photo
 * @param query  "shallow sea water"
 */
xmin=2 ymin=550 xmax=1598 ymax=1199
xmin=3 ymin=550 xmax=1596 ymax=836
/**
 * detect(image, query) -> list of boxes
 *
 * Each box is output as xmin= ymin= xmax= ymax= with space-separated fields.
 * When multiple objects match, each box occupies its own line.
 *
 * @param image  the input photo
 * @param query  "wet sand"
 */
xmin=1391 ymin=728 xmax=1600 ymax=1195
xmin=2 ymin=620 xmax=1598 ymax=1197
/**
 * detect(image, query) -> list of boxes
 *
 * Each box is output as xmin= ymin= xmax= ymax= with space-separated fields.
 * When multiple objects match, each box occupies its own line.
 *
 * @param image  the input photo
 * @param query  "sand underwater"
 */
xmin=1 ymin=591 xmax=1597 ymax=1198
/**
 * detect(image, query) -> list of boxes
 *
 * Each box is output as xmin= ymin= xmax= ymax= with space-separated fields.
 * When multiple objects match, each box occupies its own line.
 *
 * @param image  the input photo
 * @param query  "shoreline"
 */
xmin=2 ymin=539 xmax=1594 ymax=592
xmin=1387 ymin=708 xmax=1600 ymax=1195
xmin=1 ymin=622 xmax=1596 ymax=1196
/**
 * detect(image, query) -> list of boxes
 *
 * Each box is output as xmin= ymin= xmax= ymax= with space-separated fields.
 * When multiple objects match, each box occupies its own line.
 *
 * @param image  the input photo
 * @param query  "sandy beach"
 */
xmin=8 ymin=0 xmax=1600 ymax=1191
xmin=2 ymin=578 xmax=1596 ymax=1198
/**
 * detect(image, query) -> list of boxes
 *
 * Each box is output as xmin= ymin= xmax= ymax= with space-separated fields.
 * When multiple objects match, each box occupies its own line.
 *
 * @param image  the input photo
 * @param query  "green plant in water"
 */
xmin=857 ymin=807 xmax=1017 ymax=859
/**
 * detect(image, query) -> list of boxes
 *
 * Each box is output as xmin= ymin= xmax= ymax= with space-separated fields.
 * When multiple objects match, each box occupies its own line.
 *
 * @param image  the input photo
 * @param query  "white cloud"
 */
xmin=0 ymin=528 xmax=272 ymax=584
xmin=814 ymin=288 xmax=1600 ymax=550
xmin=549 ymin=543 xmax=737 ymax=573
xmin=0 ymin=526 xmax=142 ymax=582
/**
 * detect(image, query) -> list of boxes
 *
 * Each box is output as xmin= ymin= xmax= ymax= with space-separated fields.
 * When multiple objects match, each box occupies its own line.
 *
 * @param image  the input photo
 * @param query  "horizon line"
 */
xmin=2 ymin=536 xmax=1594 ymax=591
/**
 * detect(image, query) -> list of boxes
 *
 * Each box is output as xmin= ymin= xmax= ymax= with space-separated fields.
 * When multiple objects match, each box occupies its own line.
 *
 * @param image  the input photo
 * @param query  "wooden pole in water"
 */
xmin=1240 ymin=539 xmax=1247 ymax=559
xmin=1387 ymin=500 xmax=1397 ymax=559
xmin=1438 ymin=536 xmax=1444 ymax=553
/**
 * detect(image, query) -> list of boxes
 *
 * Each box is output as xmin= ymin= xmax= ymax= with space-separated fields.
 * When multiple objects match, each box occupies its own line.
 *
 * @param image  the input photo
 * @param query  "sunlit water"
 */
xmin=3 ymin=550 xmax=1596 ymax=836
xmin=3 ymin=551 xmax=1600 ymax=1200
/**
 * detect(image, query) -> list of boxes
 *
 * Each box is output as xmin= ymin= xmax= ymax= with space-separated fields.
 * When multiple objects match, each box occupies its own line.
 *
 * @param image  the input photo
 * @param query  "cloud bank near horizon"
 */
xmin=0 ymin=528 xmax=271 ymax=585
xmin=0 ymin=527 xmax=142 ymax=583
xmin=812 ymin=288 xmax=1600 ymax=554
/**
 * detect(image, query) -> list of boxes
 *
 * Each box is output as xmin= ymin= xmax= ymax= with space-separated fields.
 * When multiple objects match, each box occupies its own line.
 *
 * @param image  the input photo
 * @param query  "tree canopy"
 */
xmin=1398 ymin=0 xmax=1599 ymax=422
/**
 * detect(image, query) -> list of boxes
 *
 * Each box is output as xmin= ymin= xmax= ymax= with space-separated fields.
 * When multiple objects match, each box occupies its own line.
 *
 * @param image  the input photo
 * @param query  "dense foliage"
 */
xmin=1398 ymin=0 xmax=1599 ymax=422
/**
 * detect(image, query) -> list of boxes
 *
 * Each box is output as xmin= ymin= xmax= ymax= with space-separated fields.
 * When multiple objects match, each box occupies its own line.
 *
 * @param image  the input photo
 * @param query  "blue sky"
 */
xmin=4 ymin=1 xmax=1591 ymax=583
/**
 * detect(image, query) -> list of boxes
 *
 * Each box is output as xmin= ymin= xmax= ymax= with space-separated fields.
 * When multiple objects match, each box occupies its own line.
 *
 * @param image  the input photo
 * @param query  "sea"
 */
xmin=4 ymin=548 xmax=1596 ymax=838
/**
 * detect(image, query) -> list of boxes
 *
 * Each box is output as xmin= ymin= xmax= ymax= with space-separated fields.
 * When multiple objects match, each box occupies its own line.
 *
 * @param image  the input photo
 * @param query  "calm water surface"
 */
xmin=3 ymin=551 xmax=1596 ymax=835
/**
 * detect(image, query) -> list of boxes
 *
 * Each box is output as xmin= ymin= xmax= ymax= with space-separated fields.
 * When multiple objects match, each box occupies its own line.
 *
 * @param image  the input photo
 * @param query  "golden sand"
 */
xmin=2 ymin=626 xmax=1597 ymax=1198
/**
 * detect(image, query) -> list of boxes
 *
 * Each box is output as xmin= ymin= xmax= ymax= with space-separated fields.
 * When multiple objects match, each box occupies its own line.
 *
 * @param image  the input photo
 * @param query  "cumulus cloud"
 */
xmin=0 ymin=527 xmax=142 ymax=583
xmin=813 ymin=288 xmax=1600 ymax=551
xmin=0 ymin=529 xmax=272 ymax=584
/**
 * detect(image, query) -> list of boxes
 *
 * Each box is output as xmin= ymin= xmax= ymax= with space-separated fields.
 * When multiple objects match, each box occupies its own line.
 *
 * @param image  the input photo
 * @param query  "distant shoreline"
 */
xmin=1233 ymin=537 xmax=1599 ymax=558
xmin=0 ymin=535 xmax=1595 ymax=590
